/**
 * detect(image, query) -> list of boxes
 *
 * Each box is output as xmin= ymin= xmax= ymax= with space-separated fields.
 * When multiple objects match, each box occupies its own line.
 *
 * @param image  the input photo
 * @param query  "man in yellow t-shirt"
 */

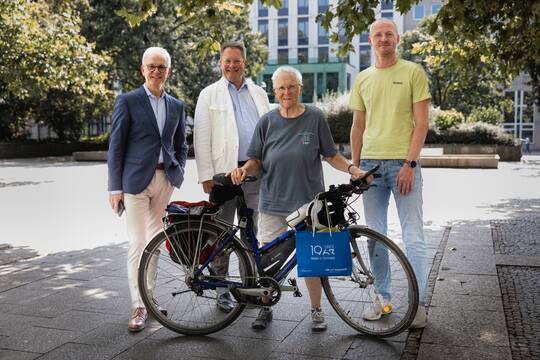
xmin=349 ymin=19 xmax=431 ymax=329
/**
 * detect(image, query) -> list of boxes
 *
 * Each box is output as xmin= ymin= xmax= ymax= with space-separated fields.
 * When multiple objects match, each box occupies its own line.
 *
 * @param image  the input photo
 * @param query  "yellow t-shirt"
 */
xmin=349 ymin=59 xmax=430 ymax=159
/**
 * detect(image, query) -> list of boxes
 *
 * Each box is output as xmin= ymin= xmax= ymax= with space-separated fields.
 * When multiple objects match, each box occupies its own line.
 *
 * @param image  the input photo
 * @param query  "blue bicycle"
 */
xmin=138 ymin=166 xmax=418 ymax=337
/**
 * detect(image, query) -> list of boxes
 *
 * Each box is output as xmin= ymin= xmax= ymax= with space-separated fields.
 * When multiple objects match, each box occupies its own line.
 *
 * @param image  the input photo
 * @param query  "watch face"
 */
xmin=410 ymin=160 xmax=417 ymax=168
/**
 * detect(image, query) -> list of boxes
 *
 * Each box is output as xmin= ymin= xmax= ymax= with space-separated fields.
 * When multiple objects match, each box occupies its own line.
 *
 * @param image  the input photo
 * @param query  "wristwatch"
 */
xmin=404 ymin=159 xmax=417 ymax=168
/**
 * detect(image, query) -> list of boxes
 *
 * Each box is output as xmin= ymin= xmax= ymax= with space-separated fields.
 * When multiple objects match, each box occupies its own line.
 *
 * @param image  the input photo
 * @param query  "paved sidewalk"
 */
xmin=2 ymin=208 xmax=540 ymax=359
xmin=1 ymin=156 xmax=539 ymax=359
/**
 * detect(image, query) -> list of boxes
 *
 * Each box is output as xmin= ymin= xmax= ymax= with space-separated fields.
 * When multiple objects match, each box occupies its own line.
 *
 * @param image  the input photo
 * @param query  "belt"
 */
xmin=156 ymin=163 xmax=165 ymax=170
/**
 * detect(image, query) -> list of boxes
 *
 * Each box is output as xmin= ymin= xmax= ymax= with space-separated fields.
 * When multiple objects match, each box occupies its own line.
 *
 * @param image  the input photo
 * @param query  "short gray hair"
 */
xmin=369 ymin=18 xmax=398 ymax=35
xmin=271 ymin=66 xmax=303 ymax=86
xmin=142 ymin=47 xmax=171 ymax=67
xmin=220 ymin=42 xmax=246 ymax=59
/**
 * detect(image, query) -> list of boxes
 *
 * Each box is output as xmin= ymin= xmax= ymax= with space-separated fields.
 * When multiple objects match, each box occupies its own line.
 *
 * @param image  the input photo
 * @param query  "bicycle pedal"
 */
xmin=293 ymin=290 xmax=303 ymax=297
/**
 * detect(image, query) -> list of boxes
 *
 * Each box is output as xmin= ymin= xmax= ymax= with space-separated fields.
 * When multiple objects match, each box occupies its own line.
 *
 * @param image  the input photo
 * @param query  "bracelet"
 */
xmin=347 ymin=163 xmax=355 ymax=174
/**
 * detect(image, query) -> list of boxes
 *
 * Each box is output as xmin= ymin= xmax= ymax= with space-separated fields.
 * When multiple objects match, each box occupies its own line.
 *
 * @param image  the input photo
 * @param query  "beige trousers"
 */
xmin=124 ymin=170 xmax=174 ymax=308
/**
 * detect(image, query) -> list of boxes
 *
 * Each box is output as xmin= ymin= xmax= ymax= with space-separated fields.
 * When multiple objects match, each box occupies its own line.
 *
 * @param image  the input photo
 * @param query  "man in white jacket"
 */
xmin=194 ymin=42 xmax=270 ymax=312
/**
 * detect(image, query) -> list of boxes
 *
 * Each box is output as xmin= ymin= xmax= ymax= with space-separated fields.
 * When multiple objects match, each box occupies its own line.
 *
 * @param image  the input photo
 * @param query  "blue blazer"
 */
xmin=107 ymin=86 xmax=188 ymax=194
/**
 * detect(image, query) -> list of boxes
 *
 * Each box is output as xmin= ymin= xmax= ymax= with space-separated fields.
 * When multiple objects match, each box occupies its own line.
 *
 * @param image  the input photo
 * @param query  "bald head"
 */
xmin=369 ymin=18 xmax=398 ymax=35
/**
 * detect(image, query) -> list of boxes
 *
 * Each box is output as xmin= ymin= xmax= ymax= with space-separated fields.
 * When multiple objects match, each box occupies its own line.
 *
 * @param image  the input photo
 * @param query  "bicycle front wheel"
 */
xmin=322 ymin=226 xmax=419 ymax=337
xmin=138 ymin=219 xmax=255 ymax=335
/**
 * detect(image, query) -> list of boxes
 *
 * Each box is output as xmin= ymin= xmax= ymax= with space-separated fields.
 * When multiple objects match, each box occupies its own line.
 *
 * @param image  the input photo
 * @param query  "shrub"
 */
xmin=316 ymin=92 xmax=353 ymax=143
xmin=426 ymin=122 xmax=518 ymax=146
xmin=433 ymin=109 xmax=464 ymax=131
xmin=467 ymin=107 xmax=504 ymax=125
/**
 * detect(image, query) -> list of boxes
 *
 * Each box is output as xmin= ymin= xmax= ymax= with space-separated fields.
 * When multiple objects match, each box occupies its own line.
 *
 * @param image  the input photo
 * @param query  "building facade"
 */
xmin=249 ymin=0 xmax=442 ymax=103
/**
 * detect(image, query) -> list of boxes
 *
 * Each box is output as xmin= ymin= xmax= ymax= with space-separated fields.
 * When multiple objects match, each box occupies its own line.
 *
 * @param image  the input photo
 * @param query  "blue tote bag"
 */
xmin=296 ymin=230 xmax=352 ymax=277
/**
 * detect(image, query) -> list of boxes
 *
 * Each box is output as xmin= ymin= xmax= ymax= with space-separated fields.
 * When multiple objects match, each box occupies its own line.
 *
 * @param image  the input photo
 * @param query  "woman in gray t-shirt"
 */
xmin=230 ymin=66 xmax=365 ymax=332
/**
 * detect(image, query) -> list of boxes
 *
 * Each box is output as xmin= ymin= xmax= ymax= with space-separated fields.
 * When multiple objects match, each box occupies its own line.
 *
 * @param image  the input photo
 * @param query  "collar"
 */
xmin=224 ymin=77 xmax=248 ymax=92
xmin=143 ymin=83 xmax=166 ymax=99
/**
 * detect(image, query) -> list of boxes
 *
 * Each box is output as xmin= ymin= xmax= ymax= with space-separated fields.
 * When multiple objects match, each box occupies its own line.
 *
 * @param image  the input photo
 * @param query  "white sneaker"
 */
xmin=362 ymin=294 xmax=393 ymax=321
xmin=410 ymin=305 xmax=427 ymax=328
xmin=311 ymin=307 xmax=327 ymax=332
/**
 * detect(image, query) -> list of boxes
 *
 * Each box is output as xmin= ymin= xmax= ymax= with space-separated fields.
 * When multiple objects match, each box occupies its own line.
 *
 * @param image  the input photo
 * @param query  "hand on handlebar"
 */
xmin=228 ymin=167 xmax=247 ymax=185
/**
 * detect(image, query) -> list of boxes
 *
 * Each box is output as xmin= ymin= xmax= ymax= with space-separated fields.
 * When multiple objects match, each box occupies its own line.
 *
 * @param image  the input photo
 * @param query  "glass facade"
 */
xmin=414 ymin=5 xmax=424 ymax=20
xmin=298 ymin=48 xmax=308 ymax=64
xmin=327 ymin=72 xmax=339 ymax=93
xmin=278 ymin=0 xmax=289 ymax=16
xmin=278 ymin=19 xmax=288 ymax=46
xmin=318 ymin=23 xmax=328 ymax=45
xmin=302 ymin=73 xmax=314 ymax=103
xmin=381 ymin=0 xmax=393 ymax=10
xmin=431 ymin=3 xmax=441 ymax=14
xmin=298 ymin=17 xmax=309 ymax=46
xmin=318 ymin=47 xmax=328 ymax=63
xmin=359 ymin=45 xmax=371 ymax=71
xmin=258 ymin=19 xmax=268 ymax=45
xmin=318 ymin=0 xmax=328 ymax=13
xmin=298 ymin=0 xmax=309 ymax=15
xmin=258 ymin=0 xmax=267 ymax=17
xmin=278 ymin=49 xmax=289 ymax=64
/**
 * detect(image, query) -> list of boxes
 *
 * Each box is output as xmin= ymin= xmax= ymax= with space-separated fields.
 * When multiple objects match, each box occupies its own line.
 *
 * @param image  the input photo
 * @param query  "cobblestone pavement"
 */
xmin=498 ymin=266 xmax=540 ymax=360
xmin=492 ymin=217 xmax=540 ymax=256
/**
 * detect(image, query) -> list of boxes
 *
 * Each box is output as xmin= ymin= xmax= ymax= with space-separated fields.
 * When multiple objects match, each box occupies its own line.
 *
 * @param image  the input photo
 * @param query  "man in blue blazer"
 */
xmin=107 ymin=47 xmax=188 ymax=332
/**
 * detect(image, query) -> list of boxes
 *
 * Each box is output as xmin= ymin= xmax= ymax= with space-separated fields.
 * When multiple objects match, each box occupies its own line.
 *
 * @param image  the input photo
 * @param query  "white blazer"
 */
xmin=194 ymin=77 xmax=271 ymax=183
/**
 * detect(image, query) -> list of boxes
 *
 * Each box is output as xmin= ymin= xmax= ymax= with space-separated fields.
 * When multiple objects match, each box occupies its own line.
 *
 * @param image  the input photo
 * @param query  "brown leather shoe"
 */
xmin=128 ymin=307 xmax=148 ymax=332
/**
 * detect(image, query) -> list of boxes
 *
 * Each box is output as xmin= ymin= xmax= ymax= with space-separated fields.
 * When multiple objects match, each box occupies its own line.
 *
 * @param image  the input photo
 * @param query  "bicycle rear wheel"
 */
xmin=322 ymin=225 xmax=419 ymax=337
xmin=138 ymin=219 xmax=255 ymax=335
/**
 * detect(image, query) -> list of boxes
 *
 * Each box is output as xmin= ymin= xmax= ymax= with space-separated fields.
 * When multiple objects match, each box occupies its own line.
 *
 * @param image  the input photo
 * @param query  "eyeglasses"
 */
xmin=274 ymin=84 xmax=300 ymax=93
xmin=145 ymin=64 xmax=169 ymax=73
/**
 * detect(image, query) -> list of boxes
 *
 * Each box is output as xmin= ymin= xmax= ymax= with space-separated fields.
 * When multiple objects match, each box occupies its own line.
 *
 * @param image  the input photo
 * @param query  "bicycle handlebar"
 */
xmin=212 ymin=173 xmax=257 ymax=187
xmin=317 ymin=164 xmax=380 ymax=201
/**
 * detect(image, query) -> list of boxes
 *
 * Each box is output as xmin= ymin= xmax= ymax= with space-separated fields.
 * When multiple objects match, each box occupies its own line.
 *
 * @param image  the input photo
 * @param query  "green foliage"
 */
xmin=315 ymin=92 xmax=353 ymax=144
xmin=433 ymin=110 xmax=464 ymax=131
xmin=82 ymin=0 xmax=267 ymax=114
xmin=467 ymin=107 xmax=504 ymax=126
xmin=426 ymin=122 xmax=518 ymax=146
xmin=80 ymin=132 xmax=110 ymax=144
xmin=0 ymin=0 xmax=113 ymax=141
xmin=399 ymin=17 xmax=512 ymax=116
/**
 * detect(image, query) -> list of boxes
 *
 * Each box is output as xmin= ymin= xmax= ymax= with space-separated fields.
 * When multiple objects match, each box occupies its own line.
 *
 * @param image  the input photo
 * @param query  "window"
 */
xmin=318 ymin=0 xmax=329 ymax=13
xmin=298 ymin=0 xmax=309 ymax=15
xmin=278 ymin=19 xmax=288 ymax=46
xmin=263 ymin=74 xmax=274 ymax=103
xmin=318 ymin=47 xmax=328 ymax=63
xmin=431 ymin=4 xmax=441 ymax=14
xmin=327 ymin=72 xmax=339 ymax=93
xmin=278 ymin=49 xmax=289 ymax=64
xmin=318 ymin=23 xmax=328 ymax=45
xmin=298 ymin=48 xmax=308 ymax=64
xmin=278 ymin=0 xmax=289 ymax=16
xmin=360 ymin=32 xmax=369 ymax=43
xmin=302 ymin=73 xmax=314 ymax=103
xmin=258 ymin=0 xmax=268 ymax=17
xmin=298 ymin=18 xmax=309 ymax=45
xmin=359 ymin=45 xmax=371 ymax=70
xmin=258 ymin=20 xmax=268 ymax=45
xmin=316 ymin=72 xmax=324 ymax=99
xmin=347 ymin=73 xmax=351 ymax=91
xmin=382 ymin=12 xmax=393 ymax=19
xmin=338 ymin=25 xmax=346 ymax=43
xmin=414 ymin=5 xmax=424 ymax=20
xmin=381 ymin=0 xmax=393 ymax=10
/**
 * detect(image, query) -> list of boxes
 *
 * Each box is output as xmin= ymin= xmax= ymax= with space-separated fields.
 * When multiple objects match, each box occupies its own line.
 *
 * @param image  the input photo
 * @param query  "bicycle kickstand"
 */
xmin=288 ymin=278 xmax=303 ymax=297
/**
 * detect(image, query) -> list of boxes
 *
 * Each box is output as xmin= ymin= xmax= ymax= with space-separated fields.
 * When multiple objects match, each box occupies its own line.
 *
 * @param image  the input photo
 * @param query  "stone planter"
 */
xmin=424 ymin=144 xmax=521 ymax=161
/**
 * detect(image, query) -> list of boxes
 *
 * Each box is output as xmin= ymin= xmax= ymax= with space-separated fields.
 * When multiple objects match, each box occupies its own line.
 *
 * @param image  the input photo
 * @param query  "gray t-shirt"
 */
xmin=247 ymin=105 xmax=338 ymax=216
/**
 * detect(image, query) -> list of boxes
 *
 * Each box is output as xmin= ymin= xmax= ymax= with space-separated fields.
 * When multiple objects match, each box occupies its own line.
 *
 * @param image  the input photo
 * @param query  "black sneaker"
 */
xmin=252 ymin=307 xmax=273 ymax=330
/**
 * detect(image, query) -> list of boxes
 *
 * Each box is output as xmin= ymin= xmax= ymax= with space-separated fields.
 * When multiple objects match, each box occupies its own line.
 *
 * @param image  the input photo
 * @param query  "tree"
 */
xmin=81 ymin=0 xmax=268 ymax=114
xmin=399 ymin=17 xmax=512 ymax=116
xmin=0 ymin=0 xmax=113 ymax=141
xmin=317 ymin=0 xmax=540 ymax=105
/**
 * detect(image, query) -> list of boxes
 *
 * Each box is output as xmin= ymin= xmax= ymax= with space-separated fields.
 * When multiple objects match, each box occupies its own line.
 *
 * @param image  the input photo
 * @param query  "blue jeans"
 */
xmin=360 ymin=159 xmax=427 ymax=305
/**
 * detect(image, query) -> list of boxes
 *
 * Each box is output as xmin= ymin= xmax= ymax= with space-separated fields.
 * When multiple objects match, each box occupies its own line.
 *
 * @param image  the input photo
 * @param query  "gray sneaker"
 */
xmin=410 ymin=305 xmax=427 ymax=329
xmin=216 ymin=292 xmax=235 ymax=313
xmin=252 ymin=307 xmax=273 ymax=330
xmin=311 ymin=307 xmax=327 ymax=332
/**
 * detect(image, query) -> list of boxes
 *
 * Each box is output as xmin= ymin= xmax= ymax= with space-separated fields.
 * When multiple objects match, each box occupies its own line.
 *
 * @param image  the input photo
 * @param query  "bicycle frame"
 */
xmin=189 ymin=202 xmax=301 ymax=292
